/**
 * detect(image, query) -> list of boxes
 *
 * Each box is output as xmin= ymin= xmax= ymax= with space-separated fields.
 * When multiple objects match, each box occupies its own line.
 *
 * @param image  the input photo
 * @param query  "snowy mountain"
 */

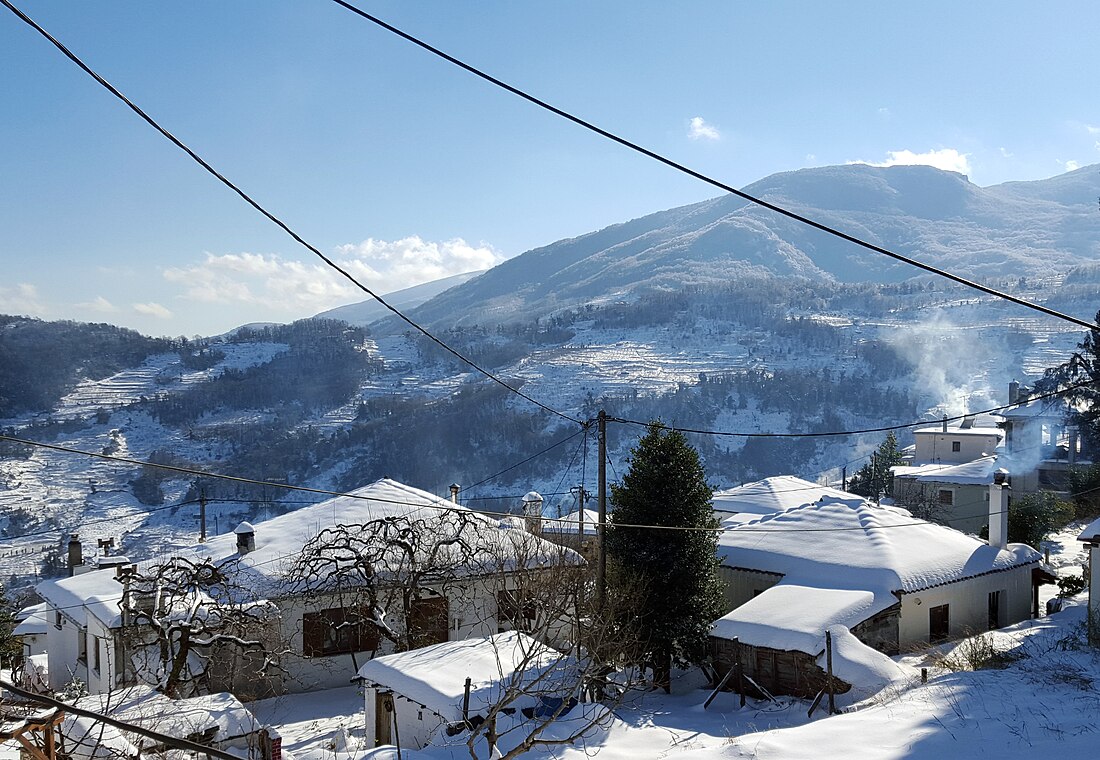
xmin=314 ymin=270 xmax=485 ymax=326
xmin=2 ymin=163 xmax=1096 ymax=592
xmin=404 ymin=163 xmax=1100 ymax=329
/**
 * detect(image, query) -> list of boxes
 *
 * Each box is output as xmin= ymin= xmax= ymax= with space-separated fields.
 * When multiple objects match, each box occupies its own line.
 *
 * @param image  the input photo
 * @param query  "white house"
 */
xmin=35 ymin=563 xmax=129 ymax=695
xmin=710 ymin=491 xmax=1052 ymax=697
xmin=999 ymin=381 xmax=1083 ymax=493
xmin=1077 ymin=517 xmax=1100 ymax=643
xmin=13 ymin=601 xmax=49 ymax=658
xmin=35 ymin=478 xmax=581 ymax=698
xmin=357 ymin=631 xmax=574 ymax=751
xmin=890 ymin=456 xmax=999 ymax=534
xmin=911 ymin=418 xmax=1003 ymax=465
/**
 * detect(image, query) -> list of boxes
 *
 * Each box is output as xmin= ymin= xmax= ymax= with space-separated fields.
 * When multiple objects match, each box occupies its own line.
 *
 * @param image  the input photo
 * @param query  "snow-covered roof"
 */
xmin=187 ymin=478 xmax=580 ymax=596
xmin=718 ymin=495 xmax=1039 ymax=595
xmin=712 ymin=585 xmax=896 ymax=654
xmin=357 ymin=631 xmax=571 ymax=722
xmin=892 ymin=456 xmax=999 ymax=485
xmin=912 ymin=425 xmax=1003 ymax=438
xmin=1078 ymin=517 xmax=1100 ymax=544
xmin=36 ymin=569 xmax=125 ymax=628
xmin=65 ymin=686 xmax=256 ymax=755
xmin=542 ymin=508 xmax=600 ymax=535
xmin=13 ymin=602 xmax=50 ymax=636
xmin=712 ymin=476 xmax=850 ymax=516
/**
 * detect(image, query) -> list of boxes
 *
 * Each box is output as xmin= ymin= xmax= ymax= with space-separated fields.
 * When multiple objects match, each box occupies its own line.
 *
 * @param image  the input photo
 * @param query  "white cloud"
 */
xmin=76 ymin=296 xmax=118 ymax=313
xmin=850 ymin=147 xmax=971 ymax=174
xmin=163 ymin=237 xmax=502 ymax=313
xmin=133 ymin=302 xmax=173 ymax=319
xmin=687 ymin=116 xmax=721 ymax=141
xmin=877 ymin=107 xmax=891 ymax=119
xmin=0 ymin=283 xmax=46 ymax=317
xmin=999 ymin=147 xmax=1014 ymax=159
xmin=1062 ymin=159 xmax=1080 ymax=172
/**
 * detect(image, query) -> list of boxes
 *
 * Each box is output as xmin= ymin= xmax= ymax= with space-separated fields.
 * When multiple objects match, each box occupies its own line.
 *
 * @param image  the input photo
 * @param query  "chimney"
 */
xmin=522 ymin=491 xmax=544 ymax=535
xmin=942 ymin=415 xmax=949 ymax=433
xmin=449 ymin=483 xmax=461 ymax=504
xmin=989 ymin=469 xmax=1010 ymax=550
xmin=67 ymin=534 xmax=83 ymax=577
xmin=234 ymin=521 xmax=256 ymax=554
xmin=1008 ymin=380 xmax=1020 ymax=405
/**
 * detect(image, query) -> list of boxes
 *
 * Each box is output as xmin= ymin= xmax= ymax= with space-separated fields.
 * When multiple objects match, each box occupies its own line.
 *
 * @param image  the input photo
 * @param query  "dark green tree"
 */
xmin=1006 ymin=492 xmax=1075 ymax=548
xmin=848 ymin=432 xmax=904 ymax=499
xmin=605 ymin=423 xmax=723 ymax=692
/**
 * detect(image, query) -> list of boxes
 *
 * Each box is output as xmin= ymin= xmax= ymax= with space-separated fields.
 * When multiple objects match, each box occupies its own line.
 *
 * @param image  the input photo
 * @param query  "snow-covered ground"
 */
xmin=242 ymin=594 xmax=1099 ymax=760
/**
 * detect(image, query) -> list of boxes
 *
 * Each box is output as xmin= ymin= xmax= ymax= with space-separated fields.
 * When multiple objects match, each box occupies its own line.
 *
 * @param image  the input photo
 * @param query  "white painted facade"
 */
xmin=896 ymin=566 xmax=1035 ymax=646
xmin=912 ymin=425 xmax=1002 ymax=465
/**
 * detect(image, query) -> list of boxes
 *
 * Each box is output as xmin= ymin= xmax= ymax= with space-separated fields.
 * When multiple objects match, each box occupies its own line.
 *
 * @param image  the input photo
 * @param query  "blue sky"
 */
xmin=2 ymin=1 xmax=1098 ymax=337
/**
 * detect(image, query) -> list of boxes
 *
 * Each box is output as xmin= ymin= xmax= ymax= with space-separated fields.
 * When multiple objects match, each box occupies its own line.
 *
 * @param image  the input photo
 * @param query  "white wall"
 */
xmin=897 ymin=564 xmax=1034 ymax=647
xmin=45 ymin=608 xmax=85 ymax=692
xmin=364 ymin=686 xmax=450 ymax=751
xmin=275 ymin=579 xmax=502 ymax=694
xmin=913 ymin=430 xmax=1001 ymax=464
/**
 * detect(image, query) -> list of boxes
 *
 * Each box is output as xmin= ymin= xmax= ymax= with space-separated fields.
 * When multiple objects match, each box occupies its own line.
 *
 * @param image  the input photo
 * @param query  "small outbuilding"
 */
xmin=358 ymin=631 xmax=574 ymax=751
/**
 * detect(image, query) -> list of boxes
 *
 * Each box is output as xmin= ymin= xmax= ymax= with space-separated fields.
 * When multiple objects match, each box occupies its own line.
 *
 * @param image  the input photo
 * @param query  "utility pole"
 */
xmin=199 ymin=489 xmax=207 ymax=543
xmin=841 ymin=466 xmax=847 ymax=492
xmin=597 ymin=410 xmax=607 ymax=610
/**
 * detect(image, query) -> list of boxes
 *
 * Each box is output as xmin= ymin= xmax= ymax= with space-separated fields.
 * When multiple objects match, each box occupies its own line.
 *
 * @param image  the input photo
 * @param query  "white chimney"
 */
xmin=234 ymin=521 xmax=256 ymax=554
xmin=522 ymin=491 xmax=544 ymax=535
xmin=989 ymin=469 xmax=1010 ymax=550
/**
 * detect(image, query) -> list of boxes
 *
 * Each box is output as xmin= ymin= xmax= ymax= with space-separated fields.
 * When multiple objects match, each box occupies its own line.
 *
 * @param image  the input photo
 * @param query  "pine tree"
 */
xmin=605 ymin=423 xmax=723 ymax=692
xmin=848 ymin=432 xmax=903 ymax=499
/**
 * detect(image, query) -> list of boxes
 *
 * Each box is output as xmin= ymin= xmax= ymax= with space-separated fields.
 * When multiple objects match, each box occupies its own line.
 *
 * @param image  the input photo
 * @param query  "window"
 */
xmin=929 ymin=604 xmax=950 ymax=643
xmin=408 ymin=596 xmax=449 ymax=648
xmin=93 ymin=637 xmax=102 ymax=674
xmin=302 ymin=607 xmax=380 ymax=658
xmin=54 ymin=610 xmax=62 ymax=630
xmin=78 ymin=631 xmax=88 ymax=663
xmin=951 ymin=441 xmax=961 ymax=453
xmin=937 ymin=489 xmax=954 ymax=506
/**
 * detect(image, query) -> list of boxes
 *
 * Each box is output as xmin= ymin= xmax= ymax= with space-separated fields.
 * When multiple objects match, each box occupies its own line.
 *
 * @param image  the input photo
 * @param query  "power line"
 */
xmin=328 ymin=0 xmax=1095 ymax=332
xmin=0 ymin=0 xmax=579 ymax=427
xmin=0 ymin=679 xmax=239 ymax=760
xmin=609 ymin=383 xmax=1086 ymax=439
xmin=462 ymin=424 xmax=590 ymax=492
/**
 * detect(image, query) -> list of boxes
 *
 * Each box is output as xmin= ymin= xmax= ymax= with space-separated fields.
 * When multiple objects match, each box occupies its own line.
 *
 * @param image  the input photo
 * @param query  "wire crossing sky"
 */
xmin=2 ymin=1 xmax=1098 ymax=336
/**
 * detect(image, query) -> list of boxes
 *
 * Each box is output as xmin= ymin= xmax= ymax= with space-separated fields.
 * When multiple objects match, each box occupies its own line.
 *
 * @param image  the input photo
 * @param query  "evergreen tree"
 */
xmin=605 ymin=423 xmax=723 ymax=692
xmin=848 ymin=432 xmax=903 ymax=499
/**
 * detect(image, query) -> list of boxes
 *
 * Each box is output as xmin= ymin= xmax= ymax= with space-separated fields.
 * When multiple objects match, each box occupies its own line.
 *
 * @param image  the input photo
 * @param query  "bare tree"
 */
xmin=286 ymin=509 xmax=648 ymax=760
xmin=284 ymin=510 xmax=499 ymax=653
xmin=122 ymin=557 xmax=285 ymax=698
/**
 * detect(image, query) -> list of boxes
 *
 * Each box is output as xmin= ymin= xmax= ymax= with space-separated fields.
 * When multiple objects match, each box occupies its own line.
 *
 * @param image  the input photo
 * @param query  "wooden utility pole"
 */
xmin=596 ymin=410 xmax=607 ymax=610
xmin=199 ymin=489 xmax=207 ymax=543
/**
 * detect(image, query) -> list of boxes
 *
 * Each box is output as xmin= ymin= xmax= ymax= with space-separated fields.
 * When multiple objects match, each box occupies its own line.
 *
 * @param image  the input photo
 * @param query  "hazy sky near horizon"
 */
xmin=2 ymin=0 xmax=1098 ymax=337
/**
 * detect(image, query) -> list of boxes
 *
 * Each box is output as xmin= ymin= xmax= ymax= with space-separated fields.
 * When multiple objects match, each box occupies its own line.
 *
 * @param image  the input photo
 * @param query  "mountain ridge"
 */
xmin=393 ymin=163 xmax=1100 ymax=330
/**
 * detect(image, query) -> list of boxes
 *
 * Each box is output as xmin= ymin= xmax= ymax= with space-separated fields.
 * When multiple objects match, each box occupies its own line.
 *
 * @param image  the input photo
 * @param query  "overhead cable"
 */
xmin=328 ymin=0 xmax=1095 ymax=331
xmin=0 ymin=0 xmax=579 ymax=426
xmin=609 ymin=382 xmax=1086 ymax=438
